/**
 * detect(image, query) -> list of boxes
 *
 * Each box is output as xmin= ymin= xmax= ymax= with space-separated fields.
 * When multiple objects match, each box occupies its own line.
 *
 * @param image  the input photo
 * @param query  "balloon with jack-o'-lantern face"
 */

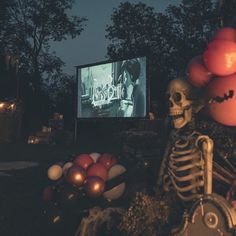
xmin=206 ymin=73 xmax=236 ymax=126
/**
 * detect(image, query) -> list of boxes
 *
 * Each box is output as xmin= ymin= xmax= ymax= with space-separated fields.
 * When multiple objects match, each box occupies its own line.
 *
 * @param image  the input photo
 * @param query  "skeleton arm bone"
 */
xmin=195 ymin=135 xmax=214 ymax=195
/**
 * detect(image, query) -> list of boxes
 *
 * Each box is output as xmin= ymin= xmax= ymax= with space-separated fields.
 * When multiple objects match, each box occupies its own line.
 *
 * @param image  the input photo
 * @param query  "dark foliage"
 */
xmin=105 ymin=0 xmax=236 ymax=116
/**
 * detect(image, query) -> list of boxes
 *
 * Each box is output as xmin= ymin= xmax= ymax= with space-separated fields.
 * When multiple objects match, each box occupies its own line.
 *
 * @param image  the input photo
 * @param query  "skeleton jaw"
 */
xmin=170 ymin=106 xmax=192 ymax=129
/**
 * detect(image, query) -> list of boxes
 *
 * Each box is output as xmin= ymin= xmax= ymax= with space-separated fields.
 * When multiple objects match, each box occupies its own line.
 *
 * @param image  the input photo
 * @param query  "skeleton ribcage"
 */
xmin=167 ymin=138 xmax=205 ymax=201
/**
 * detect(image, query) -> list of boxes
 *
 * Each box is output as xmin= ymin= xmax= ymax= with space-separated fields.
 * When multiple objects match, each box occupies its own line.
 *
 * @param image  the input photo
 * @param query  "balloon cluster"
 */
xmin=43 ymin=152 xmax=127 ymax=224
xmin=187 ymin=27 xmax=236 ymax=126
xmin=44 ymin=152 xmax=127 ymax=207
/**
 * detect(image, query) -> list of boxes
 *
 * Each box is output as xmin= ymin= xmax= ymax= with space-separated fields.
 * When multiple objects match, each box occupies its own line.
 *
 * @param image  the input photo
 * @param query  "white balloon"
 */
xmin=89 ymin=152 xmax=101 ymax=163
xmin=103 ymin=164 xmax=126 ymax=200
xmin=47 ymin=164 xmax=63 ymax=181
xmin=62 ymin=162 xmax=73 ymax=175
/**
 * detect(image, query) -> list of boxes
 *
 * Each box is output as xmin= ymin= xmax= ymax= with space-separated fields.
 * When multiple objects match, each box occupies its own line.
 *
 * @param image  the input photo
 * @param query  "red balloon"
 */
xmin=85 ymin=176 xmax=105 ymax=198
xmin=98 ymin=153 xmax=117 ymax=170
xmin=66 ymin=165 xmax=87 ymax=187
xmin=87 ymin=163 xmax=108 ymax=181
xmin=187 ymin=55 xmax=213 ymax=87
xmin=74 ymin=154 xmax=93 ymax=170
xmin=213 ymin=27 xmax=236 ymax=42
xmin=207 ymin=73 xmax=236 ymax=126
xmin=203 ymin=40 xmax=236 ymax=76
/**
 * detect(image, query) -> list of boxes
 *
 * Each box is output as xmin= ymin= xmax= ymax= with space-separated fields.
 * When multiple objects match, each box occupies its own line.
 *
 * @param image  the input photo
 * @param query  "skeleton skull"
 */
xmin=166 ymin=79 xmax=193 ymax=129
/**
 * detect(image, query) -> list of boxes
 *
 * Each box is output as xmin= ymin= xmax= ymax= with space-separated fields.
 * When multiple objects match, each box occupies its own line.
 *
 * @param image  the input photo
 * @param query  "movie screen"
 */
xmin=77 ymin=57 xmax=146 ymax=118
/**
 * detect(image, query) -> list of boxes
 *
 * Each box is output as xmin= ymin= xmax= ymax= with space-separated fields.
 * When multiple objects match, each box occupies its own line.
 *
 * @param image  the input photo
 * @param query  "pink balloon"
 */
xmin=187 ymin=55 xmax=213 ymax=87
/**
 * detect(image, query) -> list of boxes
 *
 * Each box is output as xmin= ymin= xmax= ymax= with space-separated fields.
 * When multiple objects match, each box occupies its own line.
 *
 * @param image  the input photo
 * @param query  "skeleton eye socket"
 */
xmin=173 ymin=92 xmax=182 ymax=102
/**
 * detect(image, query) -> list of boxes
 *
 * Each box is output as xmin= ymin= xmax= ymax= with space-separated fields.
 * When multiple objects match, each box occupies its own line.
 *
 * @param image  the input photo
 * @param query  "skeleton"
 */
xmin=158 ymin=78 xmax=214 ymax=201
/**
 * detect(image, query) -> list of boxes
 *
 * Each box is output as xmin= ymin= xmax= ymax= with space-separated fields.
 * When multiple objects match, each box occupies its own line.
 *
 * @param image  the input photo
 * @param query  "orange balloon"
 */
xmin=207 ymin=73 xmax=236 ymax=126
xmin=213 ymin=27 xmax=236 ymax=42
xmin=187 ymin=55 xmax=213 ymax=87
xmin=203 ymin=40 xmax=236 ymax=76
xmin=47 ymin=165 xmax=63 ymax=181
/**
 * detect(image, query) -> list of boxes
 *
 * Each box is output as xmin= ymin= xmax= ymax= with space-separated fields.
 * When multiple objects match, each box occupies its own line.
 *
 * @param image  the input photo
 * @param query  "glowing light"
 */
xmin=93 ymin=183 xmax=101 ymax=191
xmin=68 ymin=193 xmax=74 ymax=200
xmin=0 ymin=103 xmax=5 ymax=109
xmin=75 ymin=173 xmax=82 ymax=181
xmin=144 ymin=161 xmax=149 ymax=166
xmin=225 ymin=52 xmax=236 ymax=68
xmin=53 ymin=215 xmax=61 ymax=223
xmin=27 ymin=136 xmax=40 ymax=144
xmin=148 ymin=112 xmax=155 ymax=120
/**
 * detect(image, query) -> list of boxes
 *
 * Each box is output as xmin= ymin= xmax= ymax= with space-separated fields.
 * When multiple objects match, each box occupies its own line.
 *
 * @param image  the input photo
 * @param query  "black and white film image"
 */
xmin=77 ymin=57 xmax=146 ymax=118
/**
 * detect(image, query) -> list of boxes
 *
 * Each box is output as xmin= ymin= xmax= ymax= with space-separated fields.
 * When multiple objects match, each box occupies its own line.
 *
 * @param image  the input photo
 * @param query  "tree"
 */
xmin=0 ymin=0 xmax=86 ymax=132
xmin=2 ymin=0 xmax=86 ymax=94
xmin=105 ymin=1 xmax=221 ymax=114
xmin=45 ymin=73 xmax=77 ymax=129
xmin=218 ymin=0 xmax=236 ymax=27
xmin=106 ymin=2 xmax=159 ymax=59
xmin=164 ymin=0 xmax=219 ymax=75
xmin=105 ymin=2 xmax=173 ymax=111
xmin=0 ymin=0 xmax=13 ymax=53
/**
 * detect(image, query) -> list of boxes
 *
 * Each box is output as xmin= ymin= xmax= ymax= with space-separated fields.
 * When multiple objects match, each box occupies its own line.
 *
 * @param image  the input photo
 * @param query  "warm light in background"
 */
xmin=148 ymin=112 xmax=155 ymax=120
xmin=0 ymin=102 xmax=16 ymax=112
xmin=9 ymin=103 xmax=16 ymax=112
xmin=0 ymin=103 xmax=5 ymax=109
xmin=27 ymin=136 xmax=40 ymax=144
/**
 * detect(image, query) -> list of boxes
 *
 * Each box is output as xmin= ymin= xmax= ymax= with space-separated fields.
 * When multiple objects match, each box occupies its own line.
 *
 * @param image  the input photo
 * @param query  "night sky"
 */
xmin=50 ymin=0 xmax=180 ymax=75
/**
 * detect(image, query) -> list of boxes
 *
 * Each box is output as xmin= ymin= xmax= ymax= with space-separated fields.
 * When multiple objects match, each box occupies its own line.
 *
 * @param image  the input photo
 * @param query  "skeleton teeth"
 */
xmin=173 ymin=116 xmax=184 ymax=121
xmin=171 ymin=113 xmax=184 ymax=119
xmin=170 ymin=111 xmax=183 ymax=116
